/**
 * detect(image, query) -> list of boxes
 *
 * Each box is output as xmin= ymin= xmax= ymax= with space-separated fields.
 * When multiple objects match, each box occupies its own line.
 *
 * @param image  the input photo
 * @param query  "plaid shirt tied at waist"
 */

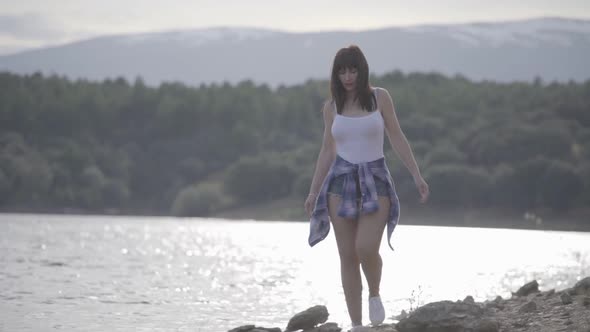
xmin=309 ymin=155 xmax=400 ymax=250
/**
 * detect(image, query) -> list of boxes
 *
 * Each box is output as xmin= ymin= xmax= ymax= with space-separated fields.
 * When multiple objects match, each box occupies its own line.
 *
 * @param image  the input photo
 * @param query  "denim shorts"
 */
xmin=327 ymin=174 xmax=389 ymax=197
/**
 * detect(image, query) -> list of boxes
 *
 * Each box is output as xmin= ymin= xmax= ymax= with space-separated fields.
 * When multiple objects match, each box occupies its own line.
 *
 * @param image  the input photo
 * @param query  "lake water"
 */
xmin=1 ymin=213 xmax=589 ymax=332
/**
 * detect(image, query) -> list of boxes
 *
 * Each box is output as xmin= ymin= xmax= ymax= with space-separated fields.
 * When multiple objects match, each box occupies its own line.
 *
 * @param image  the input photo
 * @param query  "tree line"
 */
xmin=0 ymin=71 xmax=588 ymax=222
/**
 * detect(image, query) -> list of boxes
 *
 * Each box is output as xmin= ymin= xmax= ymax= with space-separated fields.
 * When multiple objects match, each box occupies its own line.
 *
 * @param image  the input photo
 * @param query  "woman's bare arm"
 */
xmin=378 ymin=88 xmax=429 ymax=202
xmin=379 ymin=89 xmax=421 ymax=178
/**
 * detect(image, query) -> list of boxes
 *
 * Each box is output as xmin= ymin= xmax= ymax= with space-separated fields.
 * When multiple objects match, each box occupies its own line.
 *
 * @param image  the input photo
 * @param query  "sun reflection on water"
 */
xmin=0 ymin=214 xmax=589 ymax=332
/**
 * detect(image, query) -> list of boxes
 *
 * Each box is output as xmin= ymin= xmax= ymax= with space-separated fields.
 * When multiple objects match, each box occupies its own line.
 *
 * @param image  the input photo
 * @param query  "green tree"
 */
xmin=539 ymin=161 xmax=584 ymax=211
xmin=171 ymin=184 xmax=222 ymax=217
xmin=424 ymin=164 xmax=492 ymax=207
xmin=224 ymin=155 xmax=296 ymax=203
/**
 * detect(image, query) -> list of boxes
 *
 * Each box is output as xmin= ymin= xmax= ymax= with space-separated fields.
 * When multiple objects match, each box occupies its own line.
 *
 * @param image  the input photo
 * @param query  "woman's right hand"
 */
xmin=304 ymin=193 xmax=317 ymax=217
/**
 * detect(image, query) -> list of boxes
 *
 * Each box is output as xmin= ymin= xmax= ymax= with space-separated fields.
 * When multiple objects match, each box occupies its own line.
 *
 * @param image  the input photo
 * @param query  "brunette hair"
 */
xmin=330 ymin=45 xmax=375 ymax=114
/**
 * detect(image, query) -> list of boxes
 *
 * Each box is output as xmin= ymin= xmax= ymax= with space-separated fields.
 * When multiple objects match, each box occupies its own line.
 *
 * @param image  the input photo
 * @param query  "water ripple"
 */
xmin=0 ymin=214 xmax=588 ymax=332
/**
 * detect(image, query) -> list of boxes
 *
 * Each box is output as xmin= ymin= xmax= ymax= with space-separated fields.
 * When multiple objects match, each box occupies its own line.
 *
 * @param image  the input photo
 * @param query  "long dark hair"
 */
xmin=330 ymin=45 xmax=375 ymax=114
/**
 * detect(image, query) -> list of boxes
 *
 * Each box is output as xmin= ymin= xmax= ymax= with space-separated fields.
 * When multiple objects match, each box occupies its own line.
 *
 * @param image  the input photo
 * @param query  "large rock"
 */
xmin=396 ymin=300 xmax=498 ymax=332
xmin=518 ymin=301 xmax=537 ymax=313
xmin=285 ymin=305 xmax=329 ymax=332
xmin=573 ymin=277 xmax=590 ymax=296
xmin=515 ymin=280 xmax=539 ymax=297
xmin=228 ymin=326 xmax=281 ymax=332
xmin=228 ymin=325 xmax=255 ymax=332
xmin=485 ymin=296 xmax=504 ymax=311
xmin=304 ymin=322 xmax=342 ymax=332
xmin=371 ymin=325 xmax=398 ymax=331
xmin=561 ymin=292 xmax=573 ymax=305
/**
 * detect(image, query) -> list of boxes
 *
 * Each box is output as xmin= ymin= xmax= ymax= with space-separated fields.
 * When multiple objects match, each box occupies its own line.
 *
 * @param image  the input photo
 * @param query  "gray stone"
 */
xmin=476 ymin=318 xmax=499 ymax=332
xmin=228 ymin=326 xmax=281 ymax=332
xmin=485 ymin=296 xmax=504 ymax=310
xmin=545 ymin=289 xmax=556 ymax=297
xmin=519 ymin=300 xmax=537 ymax=313
xmin=394 ymin=310 xmax=409 ymax=321
xmin=396 ymin=300 xmax=485 ymax=332
xmin=561 ymin=292 xmax=573 ymax=305
xmin=464 ymin=295 xmax=475 ymax=304
xmin=515 ymin=280 xmax=539 ymax=297
xmin=573 ymin=277 xmax=590 ymax=296
xmin=285 ymin=305 xmax=329 ymax=332
xmin=228 ymin=325 xmax=256 ymax=332
xmin=512 ymin=320 xmax=528 ymax=328
xmin=304 ymin=322 xmax=341 ymax=332
xmin=317 ymin=322 xmax=341 ymax=332
xmin=582 ymin=296 xmax=590 ymax=307
xmin=372 ymin=325 xmax=398 ymax=332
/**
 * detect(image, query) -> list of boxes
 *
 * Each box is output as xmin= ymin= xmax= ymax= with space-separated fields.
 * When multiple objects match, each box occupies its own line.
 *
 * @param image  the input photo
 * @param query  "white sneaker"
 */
xmin=369 ymin=296 xmax=385 ymax=325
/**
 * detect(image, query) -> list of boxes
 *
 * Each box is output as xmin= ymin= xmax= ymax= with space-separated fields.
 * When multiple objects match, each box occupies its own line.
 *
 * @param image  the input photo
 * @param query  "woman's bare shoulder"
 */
xmin=374 ymin=87 xmax=393 ymax=102
xmin=373 ymin=86 xmax=391 ymax=95
xmin=322 ymin=99 xmax=335 ymax=112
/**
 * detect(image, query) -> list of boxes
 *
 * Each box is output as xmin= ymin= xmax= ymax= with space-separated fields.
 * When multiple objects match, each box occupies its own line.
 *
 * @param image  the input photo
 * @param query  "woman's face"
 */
xmin=338 ymin=67 xmax=358 ymax=92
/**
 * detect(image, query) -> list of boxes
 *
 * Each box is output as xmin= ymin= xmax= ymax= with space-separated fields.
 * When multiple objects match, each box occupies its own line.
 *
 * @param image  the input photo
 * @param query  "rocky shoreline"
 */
xmin=228 ymin=277 xmax=590 ymax=332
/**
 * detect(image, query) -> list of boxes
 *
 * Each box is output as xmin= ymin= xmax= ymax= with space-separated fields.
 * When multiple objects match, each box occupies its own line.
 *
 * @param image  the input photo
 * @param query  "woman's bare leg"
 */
xmin=356 ymin=197 xmax=389 ymax=297
xmin=328 ymin=194 xmax=362 ymax=326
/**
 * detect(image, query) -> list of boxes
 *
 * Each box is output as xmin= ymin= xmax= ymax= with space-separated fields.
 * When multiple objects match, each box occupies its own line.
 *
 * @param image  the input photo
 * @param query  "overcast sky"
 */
xmin=1 ymin=0 xmax=589 ymax=54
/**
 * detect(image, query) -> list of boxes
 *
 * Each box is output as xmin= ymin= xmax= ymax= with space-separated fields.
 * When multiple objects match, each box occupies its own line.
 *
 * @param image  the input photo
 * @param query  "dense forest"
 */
xmin=0 ymin=71 xmax=589 ymax=226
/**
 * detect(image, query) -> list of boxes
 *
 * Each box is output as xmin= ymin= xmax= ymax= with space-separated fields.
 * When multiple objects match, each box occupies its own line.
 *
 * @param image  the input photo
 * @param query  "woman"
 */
xmin=304 ymin=45 xmax=429 ymax=331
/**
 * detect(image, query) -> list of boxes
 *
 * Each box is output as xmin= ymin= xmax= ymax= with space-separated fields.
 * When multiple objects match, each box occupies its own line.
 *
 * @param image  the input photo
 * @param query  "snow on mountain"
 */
xmin=0 ymin=18 xmax=588 ymax=85
xmin=404 ymin=17 xmax=590 ymax=47
xmin=113 ymin=27 xmax=283 ymax=47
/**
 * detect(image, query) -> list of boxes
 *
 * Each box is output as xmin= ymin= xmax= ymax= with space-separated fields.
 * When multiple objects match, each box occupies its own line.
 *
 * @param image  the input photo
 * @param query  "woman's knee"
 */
xmin=338 ymin=247 xmax=360 ymax=265
xmin=355 ymin=241 xmax=378 ymax=262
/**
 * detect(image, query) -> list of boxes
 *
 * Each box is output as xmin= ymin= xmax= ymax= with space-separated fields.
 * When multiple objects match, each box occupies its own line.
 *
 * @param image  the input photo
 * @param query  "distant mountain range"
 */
xmin=1 ymin=17 xmax=589 ymax=86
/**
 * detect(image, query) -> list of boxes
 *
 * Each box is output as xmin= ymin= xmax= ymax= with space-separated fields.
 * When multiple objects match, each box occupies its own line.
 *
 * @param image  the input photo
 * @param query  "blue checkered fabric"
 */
xmin=309 ymin=155 xmax=400 ymax=250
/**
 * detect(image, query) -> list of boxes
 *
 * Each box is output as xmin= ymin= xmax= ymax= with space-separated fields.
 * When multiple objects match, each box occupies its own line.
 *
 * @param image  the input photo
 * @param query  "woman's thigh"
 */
xmin=356 ymin=197 xmax=389 ymax=253
xmin=328 ymin=194 xmax=358 ymax=257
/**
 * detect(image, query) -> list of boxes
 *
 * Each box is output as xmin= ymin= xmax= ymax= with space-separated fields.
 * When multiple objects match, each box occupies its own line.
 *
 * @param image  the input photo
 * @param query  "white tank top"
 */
xmin=331 ymin=88 xmax=385 ymax=163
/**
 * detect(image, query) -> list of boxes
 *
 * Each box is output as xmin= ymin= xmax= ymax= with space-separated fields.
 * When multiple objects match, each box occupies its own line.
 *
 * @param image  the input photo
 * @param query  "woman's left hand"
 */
xmin=414 ymin=175 xmax=429 ymax=203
